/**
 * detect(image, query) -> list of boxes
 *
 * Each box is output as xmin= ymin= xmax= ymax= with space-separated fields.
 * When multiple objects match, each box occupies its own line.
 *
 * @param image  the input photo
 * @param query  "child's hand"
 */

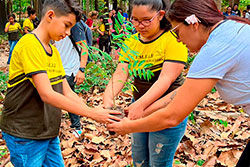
xmin=107 ymin=117 xmax=131 ymax=135
xmin=93 ymin=106 xmax=121 ymax=123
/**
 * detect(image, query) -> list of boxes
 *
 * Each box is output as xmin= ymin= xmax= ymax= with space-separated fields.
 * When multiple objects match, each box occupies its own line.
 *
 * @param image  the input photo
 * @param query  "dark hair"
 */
xmin=27 ymin=6 xmax=36 ymax=16
xmin=42 ymin=0 xmax=82 ymax=22
xmin=247 ymin=5 xmax=250 ymax=10
xmin=168 ymin=0 xmax=250 ymax=28
xmin=8 ymin=13 xmax=16 ymax=20
xmin=132 ymin=0 xmax=171 ymax=30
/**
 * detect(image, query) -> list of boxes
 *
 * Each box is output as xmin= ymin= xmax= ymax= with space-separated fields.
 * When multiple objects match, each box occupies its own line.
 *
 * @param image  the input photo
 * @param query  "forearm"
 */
xmin=44 ymin=90 xmax=94 ymax=119
xmin=143 ymin=89 xmax=178 ymax=117
xmin=103 ymin=64 xmax=128 ymax=102
xmin=4 ymin=27 xmax=9 ymax=33
xmin=79 ymin=42 xmax=88 ymax=68
xmin=136 ymin=78 xmax=172 ymax=110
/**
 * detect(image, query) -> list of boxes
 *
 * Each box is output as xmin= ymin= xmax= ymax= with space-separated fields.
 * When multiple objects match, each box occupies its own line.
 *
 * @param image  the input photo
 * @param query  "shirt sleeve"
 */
xmin=187 ymin=42 xmax=238 ymax=79
xmin=165 ymin=33 xmax=188 ymax=64
xmin=21 ymin=42 xmax=47 ymax=76
xmin=71 ymin=21 xmax=87 ymax=44
xmin=17 ymin=23 xmax=21 ymax=30
xmin=5 ymin=22 xmax=10 ymax=29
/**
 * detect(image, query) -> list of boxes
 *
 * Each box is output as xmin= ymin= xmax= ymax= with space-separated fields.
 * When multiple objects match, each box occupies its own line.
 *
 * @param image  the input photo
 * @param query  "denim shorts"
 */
xmin=2 ymin=132 xmax=64 ymax=167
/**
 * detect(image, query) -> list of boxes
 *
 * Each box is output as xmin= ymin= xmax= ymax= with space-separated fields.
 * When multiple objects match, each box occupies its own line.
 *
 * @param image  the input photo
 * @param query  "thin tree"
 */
xmin=0 ymin=0 xmax=7 ymax=34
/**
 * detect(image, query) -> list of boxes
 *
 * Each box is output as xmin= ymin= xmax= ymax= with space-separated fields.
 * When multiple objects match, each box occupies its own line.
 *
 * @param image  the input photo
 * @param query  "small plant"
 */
xmin=213 ymin=119 xmax=228 ymax=128
xmin=197 ymin=159 xmax=205 ymax=166
xmin=0 ymin=71 xmax=9 ymax=102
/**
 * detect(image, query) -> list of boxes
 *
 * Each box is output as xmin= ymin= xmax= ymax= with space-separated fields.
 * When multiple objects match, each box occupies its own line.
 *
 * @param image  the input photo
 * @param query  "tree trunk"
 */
xmin=7 ymin=0 xmax=12 ymax=15
xmin=214 ymin=0 xmax=222 ymax=10
xmin=86 ymin=0 xmax=89 ymax=15
xmin=0 ymin=0 xmax=7 ymax=34
xmin=119 ymin=0 xmax=122 ymax=9
xmin=105 ymin=0 xmax=109 ymax=10
xmin=113 ymin=0 xmax=117 ymax=10
xmin=94 ymin=0 xmax=98 ymax=11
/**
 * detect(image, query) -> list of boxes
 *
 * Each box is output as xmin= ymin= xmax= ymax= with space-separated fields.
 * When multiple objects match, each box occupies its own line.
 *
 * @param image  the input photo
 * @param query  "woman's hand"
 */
xmin=126 ymin=103 xmax=144 ymax=120
xmin=108 ymin=117 xmax=131 ymax=135
xmin=93 ymin=106 xmax=121 ymax=123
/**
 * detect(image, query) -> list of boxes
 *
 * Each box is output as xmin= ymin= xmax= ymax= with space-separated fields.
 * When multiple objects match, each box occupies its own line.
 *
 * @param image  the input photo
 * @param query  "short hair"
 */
xmin=42 ymin=0 xmax=82 ymax=22
xmin=27 ymin=6 xmax=36 ymax=16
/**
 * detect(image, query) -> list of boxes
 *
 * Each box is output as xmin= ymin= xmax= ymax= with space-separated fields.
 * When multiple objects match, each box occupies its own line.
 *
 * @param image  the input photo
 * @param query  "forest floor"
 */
xmin=0 ymin=40 xmax=249 ymax=167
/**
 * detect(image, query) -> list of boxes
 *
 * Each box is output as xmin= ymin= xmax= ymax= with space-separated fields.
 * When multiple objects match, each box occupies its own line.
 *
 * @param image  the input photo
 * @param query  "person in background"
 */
xmin=223 ymin=6 xmax=236 ymax=16
xmin=108 ymin=0 xmax=250 ymax=166
xmin=86 ymin=11 xmax=99 ymax=30
xmin=0 ymin=0 xmax=120 ymax=166
xmin=242 ymin=10 xmax=247 ymax=18
xmin=246 ymin=5 xmax=250 ymax=20
xmin=55 ymin=18 xmax=92 ymax=137
xmin=97 ymin=15 xmax=110 ymax=53
xmin=103 ymin=0 xmax=188 ymax=166
xmin=232 ymin=3 xmax=241 ymax=17
xmin=4 ymin=14 xmax=23 ymax=65
xmin=107 ymin=10 xmax=115 ymax=54
xmin=23 ymin=6 xmax=36 ymax=34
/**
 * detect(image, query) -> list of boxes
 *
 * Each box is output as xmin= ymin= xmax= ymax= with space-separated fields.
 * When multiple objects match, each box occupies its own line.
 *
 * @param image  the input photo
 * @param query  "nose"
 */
xmin=65 ymin=28 xmax=71 ymax=36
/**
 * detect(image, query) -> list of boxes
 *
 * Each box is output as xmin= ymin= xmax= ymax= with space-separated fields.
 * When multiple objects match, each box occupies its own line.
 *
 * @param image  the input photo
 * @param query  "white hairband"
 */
xmin=185 ymin=14 xmax=201 ymax=24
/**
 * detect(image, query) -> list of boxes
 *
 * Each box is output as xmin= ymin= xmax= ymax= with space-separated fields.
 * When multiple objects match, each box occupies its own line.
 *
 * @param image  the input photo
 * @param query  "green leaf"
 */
xmin=143 ymin=69 xmax=146 ymax=79
xmin=133 ymin=69 xmax=137 ymax=77
xmin=133 ymin=60 xmax=138 ymax=68
xmin=144 ymin=63 xmax=153 ymax=69
xmin=138 ymin=69 xmax=142 ymax=79
xmin=138 ymin=60 xmax=146 ymax=67
xmin=197 ymin=159 xmax=205 ymax=166
xmin=174 ymin=160 xmax=181 ymax=165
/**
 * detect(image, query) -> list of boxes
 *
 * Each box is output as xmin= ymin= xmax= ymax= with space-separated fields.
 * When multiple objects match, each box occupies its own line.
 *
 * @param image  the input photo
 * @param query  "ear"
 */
xmin=192 ymin=22 xmax=200 ymax=31
xmin=45 ymin=10 xmax=56 ymax=22
xmin=159 ymin=10 xmax=165 ymax=21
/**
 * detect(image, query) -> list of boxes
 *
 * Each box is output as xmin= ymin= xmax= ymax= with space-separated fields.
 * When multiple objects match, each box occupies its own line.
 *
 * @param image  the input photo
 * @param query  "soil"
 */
xmin=108 ymin=106 xmax=126 ymax=135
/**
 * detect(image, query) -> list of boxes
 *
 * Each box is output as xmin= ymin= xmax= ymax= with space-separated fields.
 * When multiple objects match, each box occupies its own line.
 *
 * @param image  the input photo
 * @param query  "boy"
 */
xmin=55 ymin=19 xmax=92 ymax=137
xmin=0 ymin=0 xmax=120 ymax=166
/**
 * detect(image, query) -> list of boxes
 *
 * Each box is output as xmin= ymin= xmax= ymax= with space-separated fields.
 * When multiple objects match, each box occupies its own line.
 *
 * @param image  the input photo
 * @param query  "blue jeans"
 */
xmin=132 ymin=118 xmax=187 ymax=167
xmin=65 ymin=74 xmax=81 ymax=130
xmin=2 ymin=132 xmax=64 ymax=167
xmin=8 ymin=40 xmax=18 ymax=64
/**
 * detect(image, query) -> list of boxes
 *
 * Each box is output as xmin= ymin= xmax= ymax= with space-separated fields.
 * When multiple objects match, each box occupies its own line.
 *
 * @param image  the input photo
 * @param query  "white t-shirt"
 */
xmin=187 ymin=20 xmax=250 ymax=114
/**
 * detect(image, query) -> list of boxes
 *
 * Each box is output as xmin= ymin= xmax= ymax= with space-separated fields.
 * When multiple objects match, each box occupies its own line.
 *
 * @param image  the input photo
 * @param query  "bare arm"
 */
xmin=4 ymin=23 xmax=10 ymax=33
xmin=127 ymin=62 xmax=185 ymax=119
xmin=143 ymin=88 xmax=179 ymax=117
xmin=108 ymin=78 xmax=218 ymax=134
xmin=74 ymin=40 xmax=88 ymax=85
xmin=103 ymin=63 xmax=129 ymax=108
xmin=32 ymin=73 xmax=121 ymax=123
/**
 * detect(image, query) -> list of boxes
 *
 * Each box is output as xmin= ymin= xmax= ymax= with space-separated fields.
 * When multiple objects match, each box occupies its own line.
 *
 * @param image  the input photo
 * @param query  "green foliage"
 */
xmin=174 ymin=160 xmax=182 ymax=164
xmin=211 ymin=87 xmax=217 ymax=94
xmin=197 ymin=159 xmax=205 ymax=166
xmin=0 ymin=148 xmax=8 ymax=159
xmin=0 ymin=35 xmax=8 ymax=45
xmin=0 ymin=72 xmax=8 ymax=94
xmin=222 ymin=0 xmax=249 ymax=10
xmin=188 ymin=112 xmax=196 ymax=124
xmin=185 ymin=54 xmax=196 ymax=69
xmin=213 ymin=119 xmax=228 ymax=128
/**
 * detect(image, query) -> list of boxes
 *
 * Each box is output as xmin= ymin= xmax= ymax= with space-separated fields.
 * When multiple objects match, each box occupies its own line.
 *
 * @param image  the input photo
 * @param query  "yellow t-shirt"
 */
xmin=23 ymin=18 xmax=34 ymax=32
xmin=119 ymin=31 xmax=188 ymax=72
xmin=99 ymin=24 xmax=105 ymax=32
xmin=5 ymin=22 xmax=21 ymax=33
xmin=119 ymin=31 xmax=188 ymax=100
xmin=1 ymin=33 xmax=66 ymax=140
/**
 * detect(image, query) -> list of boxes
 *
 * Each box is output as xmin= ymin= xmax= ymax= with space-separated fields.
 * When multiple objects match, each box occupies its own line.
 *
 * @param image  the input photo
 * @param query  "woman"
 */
xmin=4 ymin=14 xmax=22 ymax=64
xmin=232 ymin=3 xmax=241 ymax=17
xmin=108 ymin=0 xmax=250 ymax=166
xmin=103 ymin=0 xmax=188 ymax=166
xmin=223 ymin=6 xmax=236 ymax=16
xmin=23 ymin=6 xmax=36 ymax=34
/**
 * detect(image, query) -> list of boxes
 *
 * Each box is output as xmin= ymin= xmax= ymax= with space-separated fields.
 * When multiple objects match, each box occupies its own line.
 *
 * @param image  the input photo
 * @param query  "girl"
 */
xmin=23 ymin=6 xmax=36 ymax=34
xmin=108 ymin=0 xmax=250 ymax=166
xmin=0 ymin=0 xmax=120 ymax=166
xmin=4 ymin=14 xmax=22 ymax=64
xmin=103 ymin=0 xmax=188 ymax=166
xmin=97 ymin=15 xmax=110 ymax=53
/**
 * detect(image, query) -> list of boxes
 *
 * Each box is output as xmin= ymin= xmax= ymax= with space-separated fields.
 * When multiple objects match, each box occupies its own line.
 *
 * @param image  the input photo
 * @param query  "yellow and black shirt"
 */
xmin=23 ymin=18 xmax=34 ymax=33
xmin=5 ymin=22 xmax=21 ymax=41
xmin=119 ymin=31 xmax=188 ymax=100
xmin=0 ymin=34 xmax=65 ymax=139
